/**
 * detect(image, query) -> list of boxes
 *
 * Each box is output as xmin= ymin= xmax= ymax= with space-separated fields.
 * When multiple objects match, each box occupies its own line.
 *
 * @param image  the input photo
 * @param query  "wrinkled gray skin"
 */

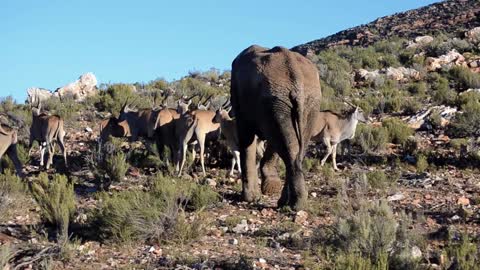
xmin=0 ymin=125 xmax=24 ymax=177
xmin=231 ymin=45 xmax=322 ymax=210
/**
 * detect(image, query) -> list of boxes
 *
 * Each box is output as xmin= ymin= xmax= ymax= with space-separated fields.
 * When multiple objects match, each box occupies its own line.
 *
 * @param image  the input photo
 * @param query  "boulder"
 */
xmin=54 ymin=73 xmax=98 ymax=101
xmin=385 ymin=67 xmax=421 ymax=81
xmin=465 ymin=27 xmax=480 ymax=43
xmin=26 ymin=87 xmax=53 ymax=104
xmin=356 ymin=69 xmax=381 ymax=81
xmin=425 ymin=50 xmax=466 ymax=71
xmin=406 ymin=35 xmax=434 ymax=49
xmin=404 ymin=105 xmax=457 ymax=130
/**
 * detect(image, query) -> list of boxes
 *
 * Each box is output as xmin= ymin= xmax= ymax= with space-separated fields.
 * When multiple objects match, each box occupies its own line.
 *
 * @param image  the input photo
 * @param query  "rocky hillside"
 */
xmin=292 ymin=0 xmax=480 ymax=56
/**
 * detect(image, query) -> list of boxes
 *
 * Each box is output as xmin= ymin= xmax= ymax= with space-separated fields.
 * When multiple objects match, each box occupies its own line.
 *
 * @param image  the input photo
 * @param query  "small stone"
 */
xmin=411 ymin=246 xmax=422 ymax=259
xmin=387 ymin=193 xmax=405 ymax=202
xmin=311 ymin=192 xmax=317 ymax=198
xmin=294 ymin=210 xmax=309 ymax=224
xmin=85 ymin=127 xmax=93 ymax=133
xmin=259 ymin=258 xmax=267 ymax=264
xmin=229 ymin=238 xmax=238 ymax=245
xmin=205 ymin=178 xmax=217 ymax=187
xmin=457 ymin=196 xmax=470 ymax=206
xmin=148 ymin=246 xmax=156 ymax=253
xmin=451 ymin=215 xmax=461 ymax=221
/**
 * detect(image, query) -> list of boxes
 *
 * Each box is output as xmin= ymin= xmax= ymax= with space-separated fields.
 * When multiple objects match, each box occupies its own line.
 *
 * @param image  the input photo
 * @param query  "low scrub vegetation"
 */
xmin=0 ymin=170 xmax=28 ymax=222
xmin=92 ymin=174 xmax=218 ymax=244
xmin=382 ymin=118 xmax=413 ymax=145
xmin=30 ymin=173 xmax=76 ymax=242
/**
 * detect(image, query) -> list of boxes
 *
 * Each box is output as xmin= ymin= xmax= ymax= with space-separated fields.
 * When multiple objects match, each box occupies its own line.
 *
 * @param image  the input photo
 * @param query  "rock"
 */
xmin=387 ymin=192 xmax=405 ymax=201
xmin=457 ymin=196 xmax=470 ymax=206
xmin=205 ymin=178 xmax=217 ymax=187
xmin=232 ymin=219 xmax=249 ymax=234
xmin=27 ymin=87 xmax=53 ymax=104
xmin=311 ymin=192 xmax=317 ymax=198
xmin=228 ymin=238 xmax=238 ymax=245
xmin=451 ymin=215 xmax=461 ymax=221
xmin=85 ymin=127 xmax=93 ymax=133
xmin=54 ymin=73 xmax=98 ymax=101
xmin=465 ymin=27 xmax=480 ymax=42
xmin=405 ymin=105 xmax=457 ymax=130
xmin=411 ymin=246 xmax=422 ymax=259
xmin=407 ymin=35 xmax=434 ymax=48
xmin=425 ymin=49 xmax=466 ymax=71
xmin=356 ymin=69 xmax=381 ymax=81
xmin=385 ymin=67 xmax=420 ymax=81
xmin=294 ymin=210 xmax=309 ymax=224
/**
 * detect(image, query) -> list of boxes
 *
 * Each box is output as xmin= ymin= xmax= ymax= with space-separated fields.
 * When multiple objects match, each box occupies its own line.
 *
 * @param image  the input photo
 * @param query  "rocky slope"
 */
xmin=292 ymin=0 xmax=480 ymax=56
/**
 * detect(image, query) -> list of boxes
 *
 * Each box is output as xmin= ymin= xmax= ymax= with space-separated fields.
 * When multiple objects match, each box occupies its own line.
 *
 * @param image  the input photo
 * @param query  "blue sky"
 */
xmin=1 ymin=0 xmax=439 ymax=103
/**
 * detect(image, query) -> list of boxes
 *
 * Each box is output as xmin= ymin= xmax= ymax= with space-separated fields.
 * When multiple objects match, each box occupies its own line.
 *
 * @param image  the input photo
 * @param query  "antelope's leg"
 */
xmin=234 ymin=150 xmax=241 ymax=174
xmin=332 ymin=143 xmax=339 ymax=171
xmin=320 ymin=137 xmax=333 ymax=166
xmin=177 ymin=142 xmax=188 ymax=176
xmin=229 ymin=155 xmax=235 ymax=176
xmin=40 ymin=142 xmax=46 ymax=167
xmin=196 ymin=132 xmax=207 ymax=176
xmin=58 ymin=138 xmax=67 ymax=167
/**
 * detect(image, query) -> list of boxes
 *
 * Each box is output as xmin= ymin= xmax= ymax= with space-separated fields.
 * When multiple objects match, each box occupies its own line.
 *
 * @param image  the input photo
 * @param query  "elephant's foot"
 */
xmin=261 ymin=177 xmax=283 ymax=195
xmin=242 ymin=188 xmax=260 ymax=203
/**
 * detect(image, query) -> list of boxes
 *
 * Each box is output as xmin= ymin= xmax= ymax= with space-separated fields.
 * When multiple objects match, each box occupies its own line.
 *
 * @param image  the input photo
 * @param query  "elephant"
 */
xmin=230 ymin=45 xmax=322 ymax=210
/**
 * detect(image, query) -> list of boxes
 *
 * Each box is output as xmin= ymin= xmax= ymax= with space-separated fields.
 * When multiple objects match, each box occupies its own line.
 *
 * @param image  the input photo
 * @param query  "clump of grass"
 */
xmin=448 ymin=99 xmax=480 ymax=137
xmin=365 ymin=171 xmax=392 ymax=190
xmin=30 ymin=173 xmax=76 ymax=242
xmin=0 ymin=170 xmax=28 ymax=222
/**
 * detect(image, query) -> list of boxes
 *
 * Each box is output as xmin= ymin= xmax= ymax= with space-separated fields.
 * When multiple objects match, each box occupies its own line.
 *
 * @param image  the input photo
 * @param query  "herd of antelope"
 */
xmin=0 ymin=45 xmax=368 ymax=210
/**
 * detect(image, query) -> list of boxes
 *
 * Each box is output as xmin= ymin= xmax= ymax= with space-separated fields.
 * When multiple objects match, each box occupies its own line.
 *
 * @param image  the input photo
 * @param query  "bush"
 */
xmin=449 ymin=66 xmax=480 ymax=90
xmin=416 ymin=154 xmax=428 ymax=174
xmin=43 ymin=96 xmax=82 ymax=121
xmin=0 ymin=170 xmax=28 ymax=222
xmin=315 ymin=50 xmax=353 ymax=96
xmin=428 ymin=73 xmax=457 ymax=106
xmin=30 ymin=173 xmax=76 ymax=241
xmin=94 ymin=83 xmax=136 ymax=115
xmin=445 ymin=234 xmax=480 ymax=270
xmin=382 ymin=118 xmax=413 ymax=145
xmin=449 ymin=100 xmax=480 ymax=137
xmin=354 ymin=124 xmax=389 ymax=153
xmin=105 ymin=151 xmax=129 ymax=183
xmin=365 ymin=171 xmax=394 ymax=190
xmin=93 ymin=174 xmax=216 ymax=244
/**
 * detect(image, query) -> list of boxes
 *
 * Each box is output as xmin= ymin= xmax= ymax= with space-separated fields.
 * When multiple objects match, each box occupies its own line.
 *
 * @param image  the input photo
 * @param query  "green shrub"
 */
xmin=105 ymin=151 xmax=129 ymax=183
xmin=405 ymin=82 xmax=427 ymax=96
xmin=445 ymin=234 xmax=480 ymax=270
xmin=94 ymin=83 xmax=136 ymax=115
xmin=0 ymin=170 xmax=28 ymax=222
xmin=365 ymin=171 xmax=393 ymax=190
xmin=449 ymin=100 xmax=480 ymax=137
xmin=93 ymin=174 xmax=215 ymax=244
xmin=354 ymin=124 xmax=389 ymax=153
xmin=449 ymin=66 xmax=480 ymax=90
xmin=416 ymin=154 xmax=428 ymax=174
xmin=43 ymin=96 xmax=82 ymax=121
xmin=30 ymin=173 xmax=76 ymax=241
xmin=428 ymin=73 xmax=457 ymax=106
xmin=382 ymin=118 xmax=413 ymax=145
xmin=315 ymin=50 xmax=353 ymax=96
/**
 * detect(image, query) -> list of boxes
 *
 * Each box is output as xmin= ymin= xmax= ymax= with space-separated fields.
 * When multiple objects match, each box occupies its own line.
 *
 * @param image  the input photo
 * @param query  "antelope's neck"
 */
xmin=339 ymin=117 xmax=358 ymax=141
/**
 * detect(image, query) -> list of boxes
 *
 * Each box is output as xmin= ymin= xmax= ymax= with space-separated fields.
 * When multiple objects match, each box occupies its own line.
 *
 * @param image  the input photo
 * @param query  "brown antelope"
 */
xmin=118 ymin=102 xmax=161 ymax=141
xmin=99 ymin=117 xmax=131 ymax=144
xmin=0 ymin=124 xmax=24 ymax=177
xmin=311 ymin=106 xmax=367 ymax=171
xmin=176 ymin=95 xmax=220 ymax=176
xmin=29 ymin=101 xmax=67 ymax=169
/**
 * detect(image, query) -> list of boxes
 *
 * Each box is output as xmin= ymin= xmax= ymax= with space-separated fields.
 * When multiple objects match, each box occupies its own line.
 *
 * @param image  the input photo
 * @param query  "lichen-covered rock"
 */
xmin=425 ymin=50 xmax=466 ymax=71
xmin=54 ymin=73 xmax=98 ymax=101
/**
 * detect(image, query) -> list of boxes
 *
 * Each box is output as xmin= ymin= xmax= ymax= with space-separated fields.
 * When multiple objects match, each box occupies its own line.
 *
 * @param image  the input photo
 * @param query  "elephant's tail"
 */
xmin=290 ymin=87 xmax=304 ymax=172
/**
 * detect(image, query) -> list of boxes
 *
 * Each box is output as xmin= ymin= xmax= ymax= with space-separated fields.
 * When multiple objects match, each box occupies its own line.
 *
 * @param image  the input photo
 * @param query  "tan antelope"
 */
xmin=118 ymin=102 xmax=161 ymax=141
xmin=29 ymin=101 xmax=67 ymax=169
xmin=0 ymin=124 xmax=24 ymax=177
xmin=311 ymin=106 xmax=367 ymax=171
xmin=176 ymin=95 xmax=220 ymax=176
